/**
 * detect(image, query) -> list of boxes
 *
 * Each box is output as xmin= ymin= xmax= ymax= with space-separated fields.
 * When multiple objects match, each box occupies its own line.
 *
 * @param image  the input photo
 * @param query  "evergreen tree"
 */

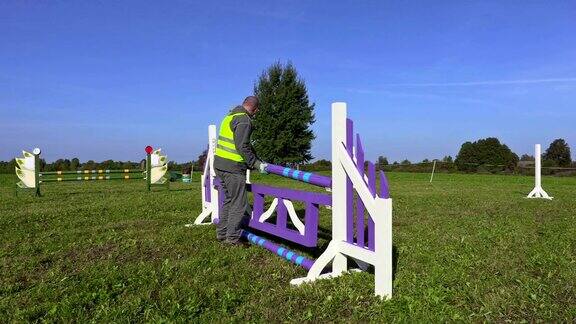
xmin=543 ymin=139 xmax=572 ymax=167
xmin=442 ymin=155 xmax=453 ymax=163
xmin=253 ymin=62 xmax=315 ymax=165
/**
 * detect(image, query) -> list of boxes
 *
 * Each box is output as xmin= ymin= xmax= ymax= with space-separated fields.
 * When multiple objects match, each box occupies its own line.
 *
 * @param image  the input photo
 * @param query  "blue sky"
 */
xmin=1 ymin=1 xmax=575 ymax=163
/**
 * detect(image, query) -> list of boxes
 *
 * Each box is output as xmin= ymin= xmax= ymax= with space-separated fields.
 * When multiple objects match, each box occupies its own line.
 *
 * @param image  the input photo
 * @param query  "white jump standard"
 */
xmin=526 ymin=144 xmax=553 ymax=200
xmin=190 ymin=102 xmax=394 ymax=299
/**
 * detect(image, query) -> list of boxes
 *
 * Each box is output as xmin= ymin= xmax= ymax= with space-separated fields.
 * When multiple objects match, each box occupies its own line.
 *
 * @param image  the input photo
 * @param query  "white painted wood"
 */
xmin=337 ymin=144 xmax=378 ymax=213
xmin=192 ymin=124 xmax=220 ymax=225
xmin=374 ymin=198 xmax=393 ymax=299
xmin=283 ymin=200 xmax=306 ymax=235
xmin=331 ymin=102 xmax=348 ymax=275
xmin=258 ymin=198 xmax=279 ymax=222
xmin=527 ymin=144 xmax=553 ymax=199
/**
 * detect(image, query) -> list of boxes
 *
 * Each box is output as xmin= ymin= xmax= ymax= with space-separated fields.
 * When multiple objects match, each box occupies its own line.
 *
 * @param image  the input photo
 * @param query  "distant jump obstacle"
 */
xmin=526 ymin=144 xmax=553 ymax=199
xmin=15 ymin=146 xmax=169 ymax=196
xmin=190 ymin=102 xmax=393 ymax=299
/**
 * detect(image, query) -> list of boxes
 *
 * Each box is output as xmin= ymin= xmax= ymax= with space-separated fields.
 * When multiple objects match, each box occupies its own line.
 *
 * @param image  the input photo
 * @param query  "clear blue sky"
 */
xmin=1 ymin=1 xmax=575 ymax=163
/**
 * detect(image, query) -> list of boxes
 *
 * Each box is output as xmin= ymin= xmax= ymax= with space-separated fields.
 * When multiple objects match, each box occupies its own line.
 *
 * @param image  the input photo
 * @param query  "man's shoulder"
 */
xmin=231 ymin=107 xmax=251 ymax=124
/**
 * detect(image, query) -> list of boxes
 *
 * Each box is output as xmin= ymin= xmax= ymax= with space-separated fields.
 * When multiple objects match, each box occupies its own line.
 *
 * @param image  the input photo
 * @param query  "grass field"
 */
xmin=1 ymin=171 xmax=575 ymax=322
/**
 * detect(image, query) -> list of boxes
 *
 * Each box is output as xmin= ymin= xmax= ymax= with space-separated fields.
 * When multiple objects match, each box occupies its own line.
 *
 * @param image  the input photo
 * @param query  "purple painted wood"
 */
xmin=213 ymin=177 xmax=226 ymax=225
xmin=249 ymin=184 xmax=331 ymax=205
xmin=276 ymin=198 xmax=288 ymax=230
xmin=346 ymin=118 xmax=354 ymax=244
xmin=265 ymin=164 xmax=332 ymax=188
xmin=204 ymin=170 xmax=211 ymax=202
xmin=356 ymin=134 xmax=366 ymax=248
xmin=248 ymin=184 xmax=331 ymax=247
xmin=380 ymin=170 xmax=390 ymax=199
xmin=367 ymin=162 xmax=376 ymax=251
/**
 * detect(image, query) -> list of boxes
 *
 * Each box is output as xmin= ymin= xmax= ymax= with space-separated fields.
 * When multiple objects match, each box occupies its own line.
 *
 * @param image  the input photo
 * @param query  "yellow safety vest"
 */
xmin=215 ymin=112 xmax=247 ymax=163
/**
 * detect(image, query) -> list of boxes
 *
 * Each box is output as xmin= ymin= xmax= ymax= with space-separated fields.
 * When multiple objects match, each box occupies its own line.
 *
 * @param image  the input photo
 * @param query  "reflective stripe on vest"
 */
xmin=215 ymin=112 xmax=247 ymax=162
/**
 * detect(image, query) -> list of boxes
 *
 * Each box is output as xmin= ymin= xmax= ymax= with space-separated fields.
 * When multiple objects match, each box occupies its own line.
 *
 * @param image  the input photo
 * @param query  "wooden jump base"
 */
xmin=189 ymin=102 xmax=393 ymax=299
xmin=15 ymin=146 xmax=169 ymax=196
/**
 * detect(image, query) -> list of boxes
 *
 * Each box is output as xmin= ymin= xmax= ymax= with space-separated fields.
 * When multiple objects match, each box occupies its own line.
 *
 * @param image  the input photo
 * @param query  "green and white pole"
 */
xmin=145 ymin=145 xmax=153 ymax=192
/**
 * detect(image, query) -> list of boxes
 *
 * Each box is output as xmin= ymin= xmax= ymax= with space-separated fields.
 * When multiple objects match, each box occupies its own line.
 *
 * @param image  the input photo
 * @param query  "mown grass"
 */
xmin=0 ymin=172 xmax=574 ymax=322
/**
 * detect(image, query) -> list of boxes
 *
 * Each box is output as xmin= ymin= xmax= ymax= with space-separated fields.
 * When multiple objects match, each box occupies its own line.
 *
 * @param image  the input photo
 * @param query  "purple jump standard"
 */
xmin=241 ymin=230 xmax=315 ymax=271
xmin=265 ymin=164 xmax=332 ymax=188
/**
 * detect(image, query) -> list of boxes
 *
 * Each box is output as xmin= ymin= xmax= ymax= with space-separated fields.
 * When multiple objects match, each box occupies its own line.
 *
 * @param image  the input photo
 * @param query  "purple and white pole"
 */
xmin=265 ymin=164 xmax=332 ymax=188
xmin=241 ymin=230 xmax=315 ymax=270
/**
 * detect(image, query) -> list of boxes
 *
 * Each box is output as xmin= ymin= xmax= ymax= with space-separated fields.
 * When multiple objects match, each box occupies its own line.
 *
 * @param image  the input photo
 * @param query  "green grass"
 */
xmin=1 ymin=172 xmax=575 ymax=322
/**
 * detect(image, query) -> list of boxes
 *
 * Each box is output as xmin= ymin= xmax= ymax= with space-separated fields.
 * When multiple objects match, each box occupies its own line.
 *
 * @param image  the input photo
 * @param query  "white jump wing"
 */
xmin=16 ymin=167 xmax=36 ymax=188
xmin=150 ymin=165 xmax=168 ymax=184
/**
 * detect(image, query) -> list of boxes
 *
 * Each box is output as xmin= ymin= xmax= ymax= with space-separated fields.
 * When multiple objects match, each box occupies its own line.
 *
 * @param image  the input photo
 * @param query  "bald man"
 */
xmin=213 ymin=96 xmax=268 ymax=245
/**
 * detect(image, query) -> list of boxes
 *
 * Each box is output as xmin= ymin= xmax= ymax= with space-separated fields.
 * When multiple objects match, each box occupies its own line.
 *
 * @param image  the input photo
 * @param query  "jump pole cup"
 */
xmin=34 ymin=148 xmax=41 ymax=196
xmin=145 ymin=145 xmax=153 ymax=192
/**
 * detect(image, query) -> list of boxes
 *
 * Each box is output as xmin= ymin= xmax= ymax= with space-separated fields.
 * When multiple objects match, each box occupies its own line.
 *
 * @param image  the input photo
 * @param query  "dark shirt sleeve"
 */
xmin=233 ymin=116 xmax=260 ymax=169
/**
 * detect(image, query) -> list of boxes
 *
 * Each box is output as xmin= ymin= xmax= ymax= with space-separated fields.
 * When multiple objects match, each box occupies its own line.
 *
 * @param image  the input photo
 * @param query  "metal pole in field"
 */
xmin=145 ymin=145 xmax=153 ymax=192
xmin=429 ymin=160 xmax=437 ymax=183
xmin=33 ymin=148 xmax=41 ymax=196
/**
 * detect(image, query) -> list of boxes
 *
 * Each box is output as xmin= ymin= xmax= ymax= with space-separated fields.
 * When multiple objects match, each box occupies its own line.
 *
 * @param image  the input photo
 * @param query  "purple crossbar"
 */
xmin=242 ymin=230 xmax=315 ymax=270
xmin=266 ymin=164 xmax=332 ymax=188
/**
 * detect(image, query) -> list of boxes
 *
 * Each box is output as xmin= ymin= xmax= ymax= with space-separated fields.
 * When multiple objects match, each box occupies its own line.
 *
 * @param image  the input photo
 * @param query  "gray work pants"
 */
xmin=215 ymin=169 xmax=250 ymax=243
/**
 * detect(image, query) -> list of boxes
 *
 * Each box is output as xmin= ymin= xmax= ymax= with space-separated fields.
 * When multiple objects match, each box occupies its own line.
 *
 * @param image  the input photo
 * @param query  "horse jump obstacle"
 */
xmin=190 ymin=102 xmax=393 ymax=299
xmin=526 ymin=144 xmax=553 ymax=199
xmin=15 ymin=146 xmax=169 ymax=196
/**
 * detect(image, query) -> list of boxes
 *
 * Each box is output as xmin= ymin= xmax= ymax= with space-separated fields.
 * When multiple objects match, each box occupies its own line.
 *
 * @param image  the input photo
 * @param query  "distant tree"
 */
xmin=520 ymin=154 xmax=535 ymax=161
xmin=392 ymin=161 xmax=399 ymax=165
xmin=442 ymin=155 xmax=453 ymax=163
xmin=167 ymin=161 xmax=176 ymax=171
xmin=544 ymin=139 xmax=572 ymax=167
xmin=455 ymin=137 xmax=519 ymax=171
xmin=2 ymin=159 xmax=17 ymax=174
xmin=39 ymin=158 xmax=48 ymax=171
xmin=70 ymin=158 xmax=80 ymax=171
xmin=121 ymin=161 xmax=133 ymax=170
xmin=83 ymin=160 xmax=95 ymax=171
xmin=100 ymin=159 xmax=114 ymax=170
xmin=253 ymin=62 xmax=315 ymax=164
xmin=377 ymin=156 xmax=389 ymax=169
xmin=196 ymin=149 xmax=208 ymax=171
xmin=422 ymin=158 xmax=430 ymax=163
xmin=401 ymin=159 xmax=411 ymax=165
xmin=53 ymin=159 xmax=64 ymax=171
xmin=302 ymin=159 xmax=331 ymax=171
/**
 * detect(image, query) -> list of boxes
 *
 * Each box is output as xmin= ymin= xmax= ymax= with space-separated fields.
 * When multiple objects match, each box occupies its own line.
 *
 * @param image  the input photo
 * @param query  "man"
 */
xmin=213 ymin=96 xmax=268 ymax=246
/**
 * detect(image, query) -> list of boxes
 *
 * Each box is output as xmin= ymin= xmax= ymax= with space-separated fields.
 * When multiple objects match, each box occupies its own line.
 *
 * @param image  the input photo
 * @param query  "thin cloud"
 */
xmin=378 ymin=78 xmax=576 ymax=87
